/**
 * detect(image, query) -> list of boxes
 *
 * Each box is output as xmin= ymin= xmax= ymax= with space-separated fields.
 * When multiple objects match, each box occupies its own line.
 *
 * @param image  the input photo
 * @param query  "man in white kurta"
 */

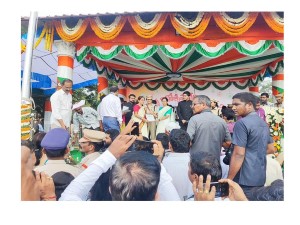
xmin=50 ymin=79 xmax=73 ymax=130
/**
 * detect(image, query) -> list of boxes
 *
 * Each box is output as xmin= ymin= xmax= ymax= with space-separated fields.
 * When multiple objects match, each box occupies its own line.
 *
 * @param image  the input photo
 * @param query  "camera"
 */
xmin=223 ymin=144 xmax=234 ymax=165
xmin=208 ymin=182 xmax=229 ymax=198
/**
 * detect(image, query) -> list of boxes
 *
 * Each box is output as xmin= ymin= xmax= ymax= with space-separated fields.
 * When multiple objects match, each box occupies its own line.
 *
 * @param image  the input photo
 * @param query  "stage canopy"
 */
xmin=21 ymin=12 xmax=284 ymax=95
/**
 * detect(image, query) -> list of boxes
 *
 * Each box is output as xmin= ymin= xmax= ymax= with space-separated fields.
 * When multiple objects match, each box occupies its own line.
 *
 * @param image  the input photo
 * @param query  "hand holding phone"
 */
xmin=208 ymin=182 xmax=229 ymax=198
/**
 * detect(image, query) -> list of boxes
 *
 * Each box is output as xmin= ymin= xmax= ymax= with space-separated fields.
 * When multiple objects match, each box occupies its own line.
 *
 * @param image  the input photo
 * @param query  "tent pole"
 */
xmin=21 ymin=11 xmax=38 ymax=99
xmin=21 ymin=11 xmax=38 ymax=140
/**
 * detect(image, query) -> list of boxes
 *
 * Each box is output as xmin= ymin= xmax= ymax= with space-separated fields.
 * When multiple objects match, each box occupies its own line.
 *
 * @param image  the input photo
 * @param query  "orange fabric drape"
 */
xmin=261 ymin=12 xmax=284 ymax=33
xmin=128 ymin=13 xmax=169 ymax=38
xmin=54 ymin=18 xmax=89 ymax=42
xmin=89 ymin=16 xmax=127 ymax=40
xmin=170 ymin=12 xmax=212 ymax=39
xmin=213 ymin=12 xmax=259 ymax=36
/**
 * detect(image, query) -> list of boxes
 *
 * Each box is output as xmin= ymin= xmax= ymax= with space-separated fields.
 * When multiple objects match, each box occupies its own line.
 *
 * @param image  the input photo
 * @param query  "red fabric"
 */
xmin=133 ymin=104 xmax=140 ymax=113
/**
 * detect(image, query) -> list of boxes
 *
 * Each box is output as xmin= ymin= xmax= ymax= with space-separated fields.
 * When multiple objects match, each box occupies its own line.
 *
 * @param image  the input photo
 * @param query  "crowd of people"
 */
xmin=21 ymin=81 xmax=284 ymax=201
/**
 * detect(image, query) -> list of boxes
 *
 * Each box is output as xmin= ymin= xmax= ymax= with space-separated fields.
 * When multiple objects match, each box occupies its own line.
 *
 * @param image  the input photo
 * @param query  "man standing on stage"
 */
xmin=123 ymin=94 xmax=136 ymax=125
xmin=177 ymin=91 xmax=193 ymax=131
xmin=50 ymin=79 xmax=73 ymax=131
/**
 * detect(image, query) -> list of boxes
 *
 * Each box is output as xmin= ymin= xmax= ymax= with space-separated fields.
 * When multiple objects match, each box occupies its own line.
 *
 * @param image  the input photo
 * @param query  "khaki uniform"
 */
xmin=79 ymin=152 xmax=101 ymax=169
xmin=145 ymin=104 xmax=157 ymax=140
xmin=35 ymin=160 xmax=83 ymax=177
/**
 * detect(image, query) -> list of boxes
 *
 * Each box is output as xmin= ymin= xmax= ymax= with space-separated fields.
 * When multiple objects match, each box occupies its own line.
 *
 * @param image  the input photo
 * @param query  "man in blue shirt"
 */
xmin=228 ymin=92 xmax=272 ymax=200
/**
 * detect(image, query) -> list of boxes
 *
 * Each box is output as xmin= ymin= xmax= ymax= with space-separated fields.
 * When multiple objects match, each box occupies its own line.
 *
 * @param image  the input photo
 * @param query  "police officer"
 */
xmin=35 ymin=128 xmax=82 ymax=177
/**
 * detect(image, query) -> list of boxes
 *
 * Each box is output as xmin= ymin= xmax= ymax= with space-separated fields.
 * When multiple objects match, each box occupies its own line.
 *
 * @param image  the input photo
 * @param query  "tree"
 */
xmin=72 ymin=85 xmax=98 ymax=109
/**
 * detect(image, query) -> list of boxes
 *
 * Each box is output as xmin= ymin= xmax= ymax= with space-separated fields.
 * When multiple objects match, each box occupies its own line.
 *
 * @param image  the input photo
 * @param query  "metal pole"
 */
xmin=21 ymin=11 xmax=38 ymax=99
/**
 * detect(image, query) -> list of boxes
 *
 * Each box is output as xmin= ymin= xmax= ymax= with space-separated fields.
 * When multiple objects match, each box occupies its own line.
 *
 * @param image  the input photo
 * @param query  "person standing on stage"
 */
xmin=123 ymin=94 xmax=136 ymax=125
xmin=50 ymin=79 xmax=73 ymax=131
xmin=177 ymin=91 xmax=193 ymax=131
xmin=99 ymin=86 xmax=122 ymax=132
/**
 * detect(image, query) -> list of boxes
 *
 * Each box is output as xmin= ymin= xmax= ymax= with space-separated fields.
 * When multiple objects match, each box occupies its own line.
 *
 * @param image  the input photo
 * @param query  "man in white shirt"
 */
xmin=99 ymin=86 xmax=122 ymax=132
xmin=162 ymin=129 xmax=192 ymax=200
xmin=72 ymin=100 xmax=103 ymax=144
xmin=50 ymin=79 xmax=73 ymax=131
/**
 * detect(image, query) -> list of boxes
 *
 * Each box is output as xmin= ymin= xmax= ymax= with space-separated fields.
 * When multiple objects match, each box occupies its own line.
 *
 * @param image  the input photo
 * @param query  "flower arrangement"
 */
xmin=264 ymin=106 xmax=284 ymax=153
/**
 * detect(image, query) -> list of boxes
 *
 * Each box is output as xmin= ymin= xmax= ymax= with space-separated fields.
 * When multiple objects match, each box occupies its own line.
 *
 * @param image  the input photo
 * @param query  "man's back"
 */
xmin=162 ymin=152 xmax=192 ymax=200
xmin=187 ymin=109 xmax=231 ymax=159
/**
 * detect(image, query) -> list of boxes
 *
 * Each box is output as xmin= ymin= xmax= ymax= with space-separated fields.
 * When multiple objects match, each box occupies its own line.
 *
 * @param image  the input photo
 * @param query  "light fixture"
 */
xmin=166 ymin=72 xmax=182 ymax=78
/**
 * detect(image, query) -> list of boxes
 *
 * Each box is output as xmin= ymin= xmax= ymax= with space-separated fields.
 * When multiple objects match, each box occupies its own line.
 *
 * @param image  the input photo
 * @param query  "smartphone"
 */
xmin=130 ymin=139 xmax=154 ymax=154
xmin=131 ymin=122 xmax=140 ymax=136
xmin=206 ymin=182 xmax=229 ymax=198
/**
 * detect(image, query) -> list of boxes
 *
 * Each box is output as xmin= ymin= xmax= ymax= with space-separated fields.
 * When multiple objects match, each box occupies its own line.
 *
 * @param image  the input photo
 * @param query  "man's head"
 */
xmin=61 ymin=79 xmax=73 ymax=94
xmin=104 ymin=129 xmax=120 ymax=147
xmin=41 ymin=128 xmax=70 ymax=158
xmin=109 ymin=151 xmax=161 ymax=201
xmin=169 ymin=129 xmax=190 ymax=153
xmin=156 ymin=133 xmax=169 ymax=150
xmin=182 ymin=91 xmax=191 ymax=101
xmin=110 ymin=86 xmax=119 ymax=95
xmin=128 ymin=94 xmax=136 ymax=103
xmin=275 ymin=94 xmax=284 ymax=105
xmin=192 ymin=95 xmax=211 ymax=114
xmin=260 ymin=92 xmax=269 ymax=104
xmin=188 ymin=151 xmax=222 ymax=184
xmin=79 ymin=129 xmax=106 ymax=153
xmin=232 ymin=92 xmax=256 ymax=117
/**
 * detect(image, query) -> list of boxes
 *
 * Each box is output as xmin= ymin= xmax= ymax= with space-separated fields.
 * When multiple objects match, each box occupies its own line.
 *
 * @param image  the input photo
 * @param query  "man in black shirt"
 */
xmin=177 ymin=91 xmax=193 ymax=131
xmin=123 ymin=94 xmax=136 ymax=125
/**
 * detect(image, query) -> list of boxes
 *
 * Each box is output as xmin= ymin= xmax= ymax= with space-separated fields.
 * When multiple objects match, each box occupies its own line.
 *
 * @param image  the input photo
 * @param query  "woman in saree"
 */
xmin=131 ymin=96 xmax=148 ymax=137
xmin=156 ymin=97 xmax=173 ymax=135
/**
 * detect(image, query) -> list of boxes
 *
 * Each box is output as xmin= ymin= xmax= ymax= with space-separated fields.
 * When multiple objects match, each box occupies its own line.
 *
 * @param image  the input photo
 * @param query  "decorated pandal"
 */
xmin=21 ymin=12 xmax=284 ymax=154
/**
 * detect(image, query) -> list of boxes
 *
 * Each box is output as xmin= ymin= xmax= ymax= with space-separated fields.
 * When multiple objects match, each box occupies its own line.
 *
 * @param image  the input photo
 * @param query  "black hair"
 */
xmin=109 ymin=86 xmax=119 ymax=93
xmin=260 ymin=92 xmax=269 ymax=98
xmin=129 ymin=94 xmax=136 ymax=98
xmin=169 ymin=129 xmax=190 ymax=153
xmin=44 ymin=148 xmax=67 ymax=158
xmin=161 ymin=97 xmax=168 ymax=102
xmin=109 ymin=151 xmax=161 ymax=201
xmin=156 ymin=133 xmax=170 ymax=150
xmin=183 ymin=91 xmax=191 ymax=96
xmin=106 ymin=129 xmax=120 ymax=142
xmin=232 ymin=92 xmax=257 ymax=107
xmin=190 ymin=151 xmax=222 ymax=183
xmin=32 ymin=132 xmax=47 ymax=166
xmin=89 ymin=141 xmax=105 ymax=152
xmin=222 ymin=108 xmax=236 ymax=121
xmin=249 ymin=179 xmax=284 ymax=201
xmin=90 ymin=169 xmax=112 ymax=201
xmin=52 ymin=172 xmax=75 ymax=200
